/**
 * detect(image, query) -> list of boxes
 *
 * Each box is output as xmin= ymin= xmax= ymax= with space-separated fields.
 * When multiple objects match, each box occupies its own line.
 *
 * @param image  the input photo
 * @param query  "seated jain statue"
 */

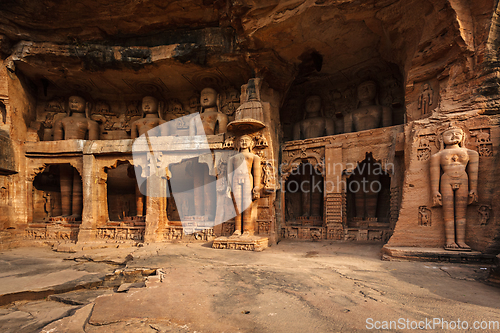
xmin=53 ymin=95 xmax=99 ymax=218
xmin=293 ymin=95 xmax=334 ymax=140
xmin=430 ymin=126 xmax=478 ymax=251
xmin=189 ymin=87 xmax=228 ymax=135
xmin=350 ymin=80 xmax=391 ymax=132
xmin=228 ymin=135 xmax=261 ymax=236
xmin=131 ymin=96 xmax=168 ymax=138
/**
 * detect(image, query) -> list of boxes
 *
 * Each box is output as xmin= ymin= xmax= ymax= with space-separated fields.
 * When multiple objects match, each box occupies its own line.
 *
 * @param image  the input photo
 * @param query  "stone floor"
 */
xmin=0 ymin=241 xmax=499 ymax=332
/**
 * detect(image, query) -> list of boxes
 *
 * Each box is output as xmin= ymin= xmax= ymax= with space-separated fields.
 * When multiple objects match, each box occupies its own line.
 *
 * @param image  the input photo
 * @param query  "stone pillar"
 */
xmin=144 ymin=175 xmax=167 ymax=243
xmin=324 ymin=143 xmax=344 ymax=240
xmin=78 ymin=154 xmax=98 ymax=242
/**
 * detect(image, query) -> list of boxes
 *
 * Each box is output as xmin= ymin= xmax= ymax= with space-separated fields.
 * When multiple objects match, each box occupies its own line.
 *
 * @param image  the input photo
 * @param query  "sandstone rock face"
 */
xmin=0 ymin=0 xmax=499 ymax=255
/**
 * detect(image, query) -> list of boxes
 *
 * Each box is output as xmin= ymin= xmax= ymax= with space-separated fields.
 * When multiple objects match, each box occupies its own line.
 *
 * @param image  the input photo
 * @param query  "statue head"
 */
xmin=141 ymin=96 xmax=161 ymax=118
xmin=305 ymin=95 xmax=322 ymax=115
xmin=238 ymin=134 xmax=254 ymax=151
xmin=200 ymin=88 xmax=218 ymax=109
xmin=68 ymin=96 xmax=87 ymax=116
xmin=437 ymin=124 xmax=466 ymax=150
xmin=442 ymin=127 xmax=464 ymax=146
xmin=357 ymin=80 xmax=377 ymax=103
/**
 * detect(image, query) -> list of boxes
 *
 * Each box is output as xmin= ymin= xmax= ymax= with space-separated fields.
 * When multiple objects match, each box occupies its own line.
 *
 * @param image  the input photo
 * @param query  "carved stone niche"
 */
xmin=469 ymin=127 xmax=493 ymax=157
xmin=345 ymin=153 xmax=392 ymax=227
xmin=105 ymin=161 xmax=141 ymax=223
xmin=31 ymin=163 xmax=83 ymax=223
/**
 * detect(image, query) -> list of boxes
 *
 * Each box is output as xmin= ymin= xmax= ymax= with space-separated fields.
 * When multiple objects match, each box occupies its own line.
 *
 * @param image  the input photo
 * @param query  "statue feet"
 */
xmin=457 ymin=242 xmax=471 ymax=251
xmin=241 ymin=231 xmax=251 ymax=237
xmin=444 ymin=242 xmax=463 ymax=251
xmin=231 ymin=230 xmax=241 ymax=238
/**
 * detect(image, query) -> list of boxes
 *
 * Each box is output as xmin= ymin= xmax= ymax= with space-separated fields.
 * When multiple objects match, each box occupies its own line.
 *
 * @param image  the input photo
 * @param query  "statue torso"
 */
xmin=200 ymin=111 xmax=221 ymax=135
xmin=61 ymin=115 xmax=90 ymax=140
xmin=300 ymin=117 xmax=327 ymax=139
xmin=352 ymin=105 xmax=382 ymax=132
xmin=440 ymin=147 xmax=469 ymax=178
xmin=134 ymin=118 xmax=163 ymax=136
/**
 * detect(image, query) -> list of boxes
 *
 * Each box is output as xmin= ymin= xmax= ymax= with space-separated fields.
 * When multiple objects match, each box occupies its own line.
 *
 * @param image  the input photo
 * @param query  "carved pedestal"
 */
xmin=212 ymin=235 xmax=268 ymax=251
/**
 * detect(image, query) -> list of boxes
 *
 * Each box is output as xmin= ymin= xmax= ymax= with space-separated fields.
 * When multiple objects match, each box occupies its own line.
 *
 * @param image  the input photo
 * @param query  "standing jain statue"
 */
xmin=53 ymin=95 xmax=99 ymax=218
xmin=130 ymin=96 xmax=168 ymax=216
xmin=188 ymin=88 xmax=228 ymax=220
xmin=293 ymin=95 xmax=334 ymax=217
xmin=228 ymin=135 xmax=261 ymax=236
xmin=430 ymin=125 xmax=478 ymax=251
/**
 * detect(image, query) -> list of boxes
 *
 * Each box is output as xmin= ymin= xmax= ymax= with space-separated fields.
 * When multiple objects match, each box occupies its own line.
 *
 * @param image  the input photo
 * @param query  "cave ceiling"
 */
xmin=0 ymin=0 xmax=466 ymax=100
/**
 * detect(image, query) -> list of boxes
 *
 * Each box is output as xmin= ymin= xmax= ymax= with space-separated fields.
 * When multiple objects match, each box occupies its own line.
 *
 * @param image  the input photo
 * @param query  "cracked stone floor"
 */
xmin=0 ymin=241 xmax=499 ymax=332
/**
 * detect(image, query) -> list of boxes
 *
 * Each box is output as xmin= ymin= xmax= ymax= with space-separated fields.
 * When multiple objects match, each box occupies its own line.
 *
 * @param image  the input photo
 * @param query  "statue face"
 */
xmin=239 ymin=135 xmax=252 ymax=149
xmin=305 ymin=96 xmax=321 ymax=113
xmin=442 ymin=128 xmax=463 ymax=145
xmin=172 ymin=103 xmax=183 ymax=114
xmin=68 ymin=96 xmax=86 ymax=113
xmin=200 ymin=88 xmax=217 ymax=108
xmin=142 ymin=96 xmax=158 ymax=114
xmin=357 ymin=81 xmax=377 ymax=101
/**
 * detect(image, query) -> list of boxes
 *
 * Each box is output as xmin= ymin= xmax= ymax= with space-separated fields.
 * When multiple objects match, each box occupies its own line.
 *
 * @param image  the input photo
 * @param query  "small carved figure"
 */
xmin=189 ymin=87 xmax=228 ymax=135
xmin=430 ymin=125 xmax=479 ymax=250
xmin=418 ymin=206 xmax=431 ymax=226
xmin=475 ymin=131 xmax=490 ymax=143
xmin=350 ymin=80 xmax=391 ymax=132
xmin=479 ymin=205 xmax=491 ymax=225
xmin=293 ymin=95 xmax=334 ymax=140
xmin=130 ymin=96 xmax=168 ymax=138
xmin=228 ymin=135 xmax=261 ymax=236
xmin=418 ymin=83 xmax=433 ymax=115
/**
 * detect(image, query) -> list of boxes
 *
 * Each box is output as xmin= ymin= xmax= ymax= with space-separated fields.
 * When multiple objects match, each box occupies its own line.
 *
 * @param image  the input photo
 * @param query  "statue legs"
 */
xmin=233 ymin=179 xmax=253 ymax=236
xmin=59 ymin=164 xmax=82 ymax=218
xmin=442 ymin=175 xmax=469 ymax=250
xmin=60 ymin=165 xmax=73 ymax=216
xmin=193 ymin=163 xmax=216 ymax=220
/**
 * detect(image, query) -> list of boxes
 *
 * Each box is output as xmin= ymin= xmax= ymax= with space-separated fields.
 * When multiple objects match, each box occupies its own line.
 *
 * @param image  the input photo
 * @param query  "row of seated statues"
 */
xmin=51 ymin=79 xmax=393 ymax=143
xmin=53 ymin=87 xmax=229 ymax=141
xmin=293 ymin=80 xmax=392 ymax=140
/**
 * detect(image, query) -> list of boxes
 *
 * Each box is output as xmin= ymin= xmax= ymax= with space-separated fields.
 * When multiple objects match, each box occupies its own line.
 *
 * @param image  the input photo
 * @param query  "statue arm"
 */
xmin=226 ymin=158 xmax=233 ymax=190
xmin=218 ymin=114 xmax=228 ymax=134
xmin=88 ymin=120 xmax=99 ymax=140
xmin=131 ymin=122 xmax=138 ymax=139
xmin=325 ymin=118 xmax=335 ymax=136
xmin=188 ymin=117 xmax=196 ymax=136
xmin=293 ymin=122 xmax=301 ymax=140
xmin=467 ymin=149 xmax=479 ymax=204
xmin=53 ymin=120 xmax=64 ymax=140
xmin=252 ymin=155 xmax=261 ymax=200
xmin=430 ymin=152 xmax=442 ymax=206
xmin=160 ymin=120 xmax=169 ymax=136
xmin=382 ymin=106 xmax=392 ymax=127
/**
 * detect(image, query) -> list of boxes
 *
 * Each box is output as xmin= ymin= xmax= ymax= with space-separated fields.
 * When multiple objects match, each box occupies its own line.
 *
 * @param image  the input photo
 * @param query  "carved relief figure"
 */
xmin=228 ymin=135 xmax=261 ymax=236
xmin=130 ymin=96 xmax=168 ymax=138
xmin=53 ymin=96 xmax=99 ymax=218
xmin=189 ymin=88 xmax=228 ymax=135
xmin=350 ymin=80 xmax=391 ymax=132
xmin=418 ymin=83 xmax=434 ymax=115
xmin=418 ymin=206 xmax=431 ymax=226
xmin=293 ymin=95 xmax=334 ymax=140
xmin=430 ymin=126 xmax=479 ymax=250
xmin=479 ymin=205 xmax=491 ymax=225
